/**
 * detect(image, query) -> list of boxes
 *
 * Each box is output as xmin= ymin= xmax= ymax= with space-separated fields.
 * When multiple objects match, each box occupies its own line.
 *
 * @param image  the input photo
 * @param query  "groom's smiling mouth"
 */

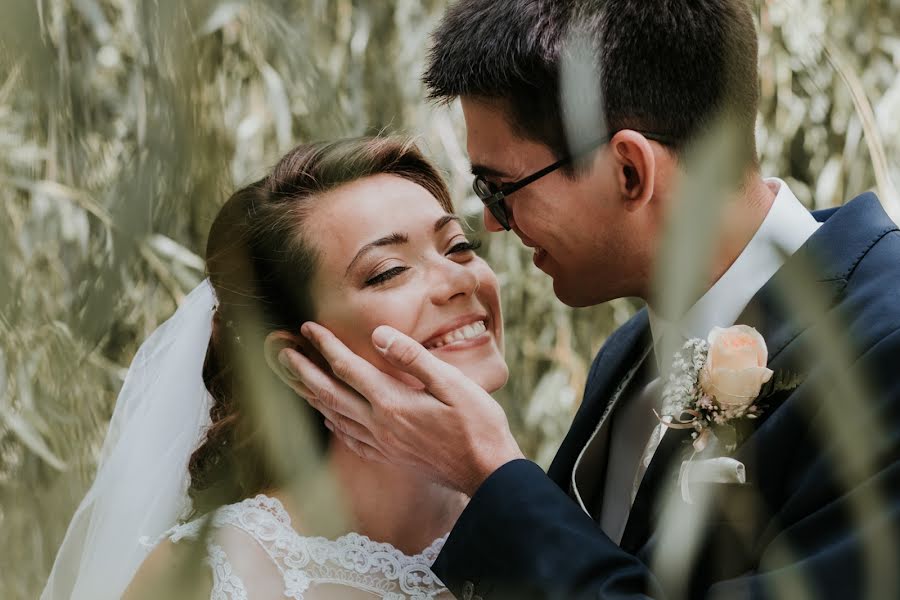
xmin=422 ymin=314 xmax=491 ymax=351
xmin=514 ymin=229 xmax=549 ymax=269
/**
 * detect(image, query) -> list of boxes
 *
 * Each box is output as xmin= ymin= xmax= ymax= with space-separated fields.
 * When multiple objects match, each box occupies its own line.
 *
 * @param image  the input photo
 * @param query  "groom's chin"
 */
xmin=552 ymin=279 xmax=596 ymax=308
xmin=551 ymin=273 xmax=618 ymax=308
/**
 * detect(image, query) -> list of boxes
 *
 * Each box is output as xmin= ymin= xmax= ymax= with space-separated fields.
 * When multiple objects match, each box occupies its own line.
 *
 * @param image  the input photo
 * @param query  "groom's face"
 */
xmin=461 ymin=97 xmax=648 ymax=307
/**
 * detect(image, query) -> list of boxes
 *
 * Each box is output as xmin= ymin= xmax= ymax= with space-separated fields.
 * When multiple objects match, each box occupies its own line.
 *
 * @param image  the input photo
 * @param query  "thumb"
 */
xmin=372 ymin=325 xmax=458 ymax=398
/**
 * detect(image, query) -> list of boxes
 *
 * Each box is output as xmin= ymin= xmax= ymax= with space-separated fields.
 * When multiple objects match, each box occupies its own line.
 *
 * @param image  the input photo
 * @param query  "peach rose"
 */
xmin=700 ymin=325 xmax=774 ymax=409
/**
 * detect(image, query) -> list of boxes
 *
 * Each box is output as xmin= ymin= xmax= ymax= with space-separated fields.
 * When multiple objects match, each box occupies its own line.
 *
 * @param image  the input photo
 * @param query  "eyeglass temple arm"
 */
xmin=499 ymin=131 xmax=675 ymax=196
xmin=500 ymin=156 xmax=573 ymax=196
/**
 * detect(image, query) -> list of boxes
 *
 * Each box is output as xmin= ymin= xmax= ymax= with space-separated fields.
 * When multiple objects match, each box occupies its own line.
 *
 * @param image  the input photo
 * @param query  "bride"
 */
xmin=42 ymin=136 xmax=509 ymax=599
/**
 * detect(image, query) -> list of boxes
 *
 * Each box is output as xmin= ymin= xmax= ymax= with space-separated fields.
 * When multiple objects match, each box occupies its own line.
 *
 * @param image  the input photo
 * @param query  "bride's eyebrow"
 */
xmin=434 ymin=214 xmax=462 ymax=232
xmin=346 ymin=232 xmax=408 ymax=275
xmin=345 ymin=215 xmax=464 ymax=276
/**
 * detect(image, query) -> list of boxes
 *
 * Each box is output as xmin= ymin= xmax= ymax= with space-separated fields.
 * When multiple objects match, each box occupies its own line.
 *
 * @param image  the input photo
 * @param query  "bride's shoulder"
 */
xmin=127 ymin=495 xmax=288 ymax=600
xmin=124 ymin=537 xmax=211 ymax=600
xmin=162 ymin=493 xmax=293 ymax=544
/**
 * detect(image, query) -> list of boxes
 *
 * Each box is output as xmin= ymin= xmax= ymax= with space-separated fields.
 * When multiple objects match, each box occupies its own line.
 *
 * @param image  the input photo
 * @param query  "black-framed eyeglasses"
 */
xmin=472 ymin=131 xmax=678 ymax=231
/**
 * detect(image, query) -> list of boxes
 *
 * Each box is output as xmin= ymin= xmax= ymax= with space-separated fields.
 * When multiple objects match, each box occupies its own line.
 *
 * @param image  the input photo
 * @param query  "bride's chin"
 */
xmin=457 ymin=359 xmax=509 ymax=394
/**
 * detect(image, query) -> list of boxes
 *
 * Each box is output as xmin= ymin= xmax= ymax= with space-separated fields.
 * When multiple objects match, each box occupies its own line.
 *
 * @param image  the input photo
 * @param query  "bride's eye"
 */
xmin=447 ymin=239 xmax=482 ymax=255
xmin=364 ymin=266 xmax=409 ymax=287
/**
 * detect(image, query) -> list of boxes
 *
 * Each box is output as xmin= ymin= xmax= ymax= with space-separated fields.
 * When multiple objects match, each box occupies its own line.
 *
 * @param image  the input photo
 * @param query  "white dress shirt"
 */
xmin=595 ymin=178 xmax=822 ymax=544
xmin=647 ymin=178 xmax=822 ymax=357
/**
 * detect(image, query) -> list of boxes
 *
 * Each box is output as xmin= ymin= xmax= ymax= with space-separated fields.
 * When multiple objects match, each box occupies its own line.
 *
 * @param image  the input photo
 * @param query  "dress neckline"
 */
xmin=238 ymin=493 xmax=450 ymax=565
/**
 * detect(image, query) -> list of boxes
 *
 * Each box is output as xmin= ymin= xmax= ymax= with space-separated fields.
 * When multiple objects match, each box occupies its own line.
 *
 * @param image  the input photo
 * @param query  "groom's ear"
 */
xmin=610 ymin=130 xmax=657 ymax=211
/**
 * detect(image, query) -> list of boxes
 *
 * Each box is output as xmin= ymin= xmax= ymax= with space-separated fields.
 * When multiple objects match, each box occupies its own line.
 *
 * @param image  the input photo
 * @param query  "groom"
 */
xmin=279 ymin=0 xmax=900 ymax=597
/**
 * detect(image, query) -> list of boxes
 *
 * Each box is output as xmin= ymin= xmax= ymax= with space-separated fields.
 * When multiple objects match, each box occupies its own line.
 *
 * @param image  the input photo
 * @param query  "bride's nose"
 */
xmin=430 ymin=259 xmax=479 ymax=305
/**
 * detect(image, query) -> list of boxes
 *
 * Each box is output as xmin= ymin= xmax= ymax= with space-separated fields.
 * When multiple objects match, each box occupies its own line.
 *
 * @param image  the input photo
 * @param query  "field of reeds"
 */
xmin=1 ymin=1 xmax=898 ymax=598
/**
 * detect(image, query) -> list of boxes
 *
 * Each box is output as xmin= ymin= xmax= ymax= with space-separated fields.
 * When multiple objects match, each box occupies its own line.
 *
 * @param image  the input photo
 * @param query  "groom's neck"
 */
xmin=709 ymin=174 xmax=777 ymax=284
xmin=646 ymin=173 xmax=776 ymax=316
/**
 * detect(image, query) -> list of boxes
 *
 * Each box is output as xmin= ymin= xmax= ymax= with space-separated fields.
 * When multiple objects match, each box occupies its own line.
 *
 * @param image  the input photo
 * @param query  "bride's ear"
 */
xmin=264 ymin=330 xmax=305 ymax=379
xmin=264 ymin=329 xmax=330 ymax=380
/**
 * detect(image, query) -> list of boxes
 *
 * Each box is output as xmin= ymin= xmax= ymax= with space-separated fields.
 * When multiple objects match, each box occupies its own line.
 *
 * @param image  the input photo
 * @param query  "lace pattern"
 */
xmin=208 ymin=543 xmax=249 ymax=600
xmin=162 ymin=494 xmax=449 ymax=599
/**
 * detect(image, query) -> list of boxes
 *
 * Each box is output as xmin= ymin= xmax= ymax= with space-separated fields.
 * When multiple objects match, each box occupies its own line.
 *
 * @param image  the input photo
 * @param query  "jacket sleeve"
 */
xmin=431 ymin=458 xmax=662 ymax=599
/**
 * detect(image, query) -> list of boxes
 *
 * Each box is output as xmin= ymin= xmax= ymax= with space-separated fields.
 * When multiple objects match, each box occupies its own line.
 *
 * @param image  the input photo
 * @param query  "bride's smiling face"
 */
xmin=305 ymin=173 xmax=508 ymax=392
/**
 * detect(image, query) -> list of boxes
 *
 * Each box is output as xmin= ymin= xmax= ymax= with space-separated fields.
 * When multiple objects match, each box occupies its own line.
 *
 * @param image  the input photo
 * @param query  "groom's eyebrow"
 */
xmin=346 ymin=233 xmax=408 ymax=275
xmin=471 ymin=164 xmax=510 ymax=179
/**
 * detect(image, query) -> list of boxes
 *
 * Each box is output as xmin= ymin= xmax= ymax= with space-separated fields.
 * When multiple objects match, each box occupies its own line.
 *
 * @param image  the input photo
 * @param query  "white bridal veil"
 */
xmin=42 ymin=280 xmax=217 ymax=600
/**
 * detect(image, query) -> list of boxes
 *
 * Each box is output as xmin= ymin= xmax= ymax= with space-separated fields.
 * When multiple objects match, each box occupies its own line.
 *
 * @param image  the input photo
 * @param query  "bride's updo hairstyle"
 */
xmin=189 ymin=137 xmax=453 ymax=515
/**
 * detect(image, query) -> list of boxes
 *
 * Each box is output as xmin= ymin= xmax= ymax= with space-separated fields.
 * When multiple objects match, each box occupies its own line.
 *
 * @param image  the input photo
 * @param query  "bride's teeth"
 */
xmin=426 ymin=320 xmax=487 ymax=349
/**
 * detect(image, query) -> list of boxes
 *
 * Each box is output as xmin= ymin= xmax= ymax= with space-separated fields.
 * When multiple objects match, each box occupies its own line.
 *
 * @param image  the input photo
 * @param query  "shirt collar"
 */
xmin=648 ymin=178 xmax=821 ymax=365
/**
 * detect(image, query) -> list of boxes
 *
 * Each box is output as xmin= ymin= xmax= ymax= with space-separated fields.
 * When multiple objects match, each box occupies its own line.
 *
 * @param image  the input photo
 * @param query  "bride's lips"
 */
xmin=421 ymin=313 xmax=492 ymax=351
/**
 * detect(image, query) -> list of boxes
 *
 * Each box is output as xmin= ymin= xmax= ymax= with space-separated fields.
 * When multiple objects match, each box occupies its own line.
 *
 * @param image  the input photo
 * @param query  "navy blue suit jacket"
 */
xmin=432 ymin=192 xmax=900 ymax=599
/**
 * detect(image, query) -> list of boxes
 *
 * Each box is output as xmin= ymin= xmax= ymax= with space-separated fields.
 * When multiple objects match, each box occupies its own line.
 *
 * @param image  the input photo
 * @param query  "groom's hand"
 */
xmin=276 ymin=322 xmax=524 ymax=496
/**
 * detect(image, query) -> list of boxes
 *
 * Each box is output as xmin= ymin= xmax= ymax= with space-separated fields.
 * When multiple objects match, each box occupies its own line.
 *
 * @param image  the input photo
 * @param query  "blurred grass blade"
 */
xmin=824 ymin=40 xmax=900 ymax=223
xmin=4 ymin=177 xmax=112 ymax=229
xmin=147 ymin=234 xmax=205 ymax=272
xmin=560 ymin=23 xmax=606 ymax=159
xmin=773 ymin=253 xmax=899 ymax=599
xmin=259 ymin=61 xmax=293 ymax=152
xmin=198 ymin=2 xmax=245 ymax=36
xmin=0 ymin=407 xmax=66 ymax=471
xmin=652 ymin=119 xmax=747 ymax=370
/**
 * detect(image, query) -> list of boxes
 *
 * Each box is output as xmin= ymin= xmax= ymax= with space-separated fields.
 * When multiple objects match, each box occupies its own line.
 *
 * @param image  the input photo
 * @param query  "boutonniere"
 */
xmin=657 ymin=325 xmax=801 ymax=455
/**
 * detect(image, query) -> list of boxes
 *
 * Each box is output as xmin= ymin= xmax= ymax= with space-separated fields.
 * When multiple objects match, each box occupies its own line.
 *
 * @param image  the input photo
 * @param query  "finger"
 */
xmin=316 ymin=405 xmax=379 ymax=448
xmin=371 ymin=325 xmax=463 ymax=400
xmin=272 ymin=349 xmax=315 ymax=399
xmin=301 ymin=322 xmax=397 ymax=400
xmin=278 ymin=348 xmax=322 ymax=399
xmin=281 ymin=347 xmax=373 ymax=425
xmin=279 ymin=372 xmax=316 ymax=401
xmin=327 ymin=424 xmax=389 ymax=463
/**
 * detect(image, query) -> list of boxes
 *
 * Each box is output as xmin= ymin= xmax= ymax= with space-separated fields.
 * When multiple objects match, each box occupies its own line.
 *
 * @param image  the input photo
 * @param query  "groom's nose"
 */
xmin=483 ymin=205 xmax=516 ymax=233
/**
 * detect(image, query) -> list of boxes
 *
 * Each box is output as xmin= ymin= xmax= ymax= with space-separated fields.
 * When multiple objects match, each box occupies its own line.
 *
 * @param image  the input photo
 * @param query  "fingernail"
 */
xmin=372 ymin=326 xmax=396 ymax=352
xmin=300 ymin=322 xmax=313 ymax=339
xmin=278 ymin=350 xmax=300 ymax=380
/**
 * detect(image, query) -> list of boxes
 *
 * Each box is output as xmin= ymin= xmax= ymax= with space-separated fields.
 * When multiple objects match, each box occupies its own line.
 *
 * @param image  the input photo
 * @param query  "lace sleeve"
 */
xmin=143 ymin=517 xmax=253 ymax=600
xmin=212 ymin=524 xmax=288 ymax=600
xmin=206 ymin=542 xmax=249 ymax=600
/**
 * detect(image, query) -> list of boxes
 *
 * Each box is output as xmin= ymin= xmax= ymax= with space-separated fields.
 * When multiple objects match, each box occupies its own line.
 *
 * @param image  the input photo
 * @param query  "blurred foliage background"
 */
xmin=0 ymin=0 xmax=897 ymax=597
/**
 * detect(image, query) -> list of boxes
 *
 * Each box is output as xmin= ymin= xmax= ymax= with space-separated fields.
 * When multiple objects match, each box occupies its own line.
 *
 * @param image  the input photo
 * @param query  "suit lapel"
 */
xmin=570 ymin=343 xmax=654 ymax=518
xmin=547 ymin=310 xmax=651 ymax=488
xmin=619 ymin=192 xmax=894 ymax=553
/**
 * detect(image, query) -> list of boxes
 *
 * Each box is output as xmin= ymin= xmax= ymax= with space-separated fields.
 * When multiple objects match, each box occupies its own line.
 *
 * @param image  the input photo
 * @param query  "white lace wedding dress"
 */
xmin=156 ymin=494 xmax=452 ymax=599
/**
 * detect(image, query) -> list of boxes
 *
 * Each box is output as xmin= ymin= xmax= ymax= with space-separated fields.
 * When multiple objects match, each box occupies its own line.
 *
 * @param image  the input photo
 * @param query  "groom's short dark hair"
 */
xmin=424 ymin=0 xmax=760 ymax=160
